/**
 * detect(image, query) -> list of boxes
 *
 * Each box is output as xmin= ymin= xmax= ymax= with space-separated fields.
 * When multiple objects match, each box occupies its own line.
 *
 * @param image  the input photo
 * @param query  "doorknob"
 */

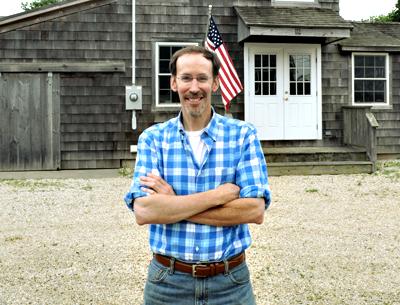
xmin=284 ymin=91 xmax=289 ymax=101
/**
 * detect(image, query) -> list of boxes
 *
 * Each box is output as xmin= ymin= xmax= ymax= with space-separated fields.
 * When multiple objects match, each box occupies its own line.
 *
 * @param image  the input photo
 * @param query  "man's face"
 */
xmin=171 ymin=53 xmax=219 ymax=122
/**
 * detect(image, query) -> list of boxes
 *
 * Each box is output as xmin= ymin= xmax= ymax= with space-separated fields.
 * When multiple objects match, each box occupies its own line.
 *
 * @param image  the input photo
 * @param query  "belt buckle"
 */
xmin=192 ymin=264 xmax=207 ymax=277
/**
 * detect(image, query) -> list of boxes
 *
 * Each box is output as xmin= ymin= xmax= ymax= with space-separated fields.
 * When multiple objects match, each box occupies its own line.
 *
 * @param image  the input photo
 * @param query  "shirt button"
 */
xmin=195 ymin=246 xmax=199 ymax=252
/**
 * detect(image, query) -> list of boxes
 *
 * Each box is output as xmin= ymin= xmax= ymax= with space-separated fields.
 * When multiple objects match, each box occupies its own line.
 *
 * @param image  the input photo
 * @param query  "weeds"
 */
xmin=0 ymin=179 xmax=64 ymax=191
xmin=118 ymin=166 xmax=134 ymax=177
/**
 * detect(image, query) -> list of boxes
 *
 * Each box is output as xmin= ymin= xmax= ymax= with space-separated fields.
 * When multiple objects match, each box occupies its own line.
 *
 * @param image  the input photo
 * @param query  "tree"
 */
xmin=368 ymin=0 xmax=400 ymax=22
xmin=21 ymin=0 xmax=61 ymax=11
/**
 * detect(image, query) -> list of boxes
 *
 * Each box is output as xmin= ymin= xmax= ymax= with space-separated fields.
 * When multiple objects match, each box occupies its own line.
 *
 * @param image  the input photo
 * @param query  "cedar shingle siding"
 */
xmin=0 ymin=0 xmax=399 ymax=171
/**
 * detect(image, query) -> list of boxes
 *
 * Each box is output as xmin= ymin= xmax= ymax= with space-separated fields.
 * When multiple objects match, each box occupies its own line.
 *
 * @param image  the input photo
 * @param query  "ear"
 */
xmin=212 ymin=76 xmax=219 ymax=92
xmin=170 ymin=76 xmax=177 ymax=92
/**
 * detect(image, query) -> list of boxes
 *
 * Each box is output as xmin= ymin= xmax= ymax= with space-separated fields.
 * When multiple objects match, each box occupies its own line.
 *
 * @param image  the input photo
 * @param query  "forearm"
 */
xmin=187 ymin=198 xmax=265 ymax=227
xmin=134 ymin=188 xmax=233 ymax=225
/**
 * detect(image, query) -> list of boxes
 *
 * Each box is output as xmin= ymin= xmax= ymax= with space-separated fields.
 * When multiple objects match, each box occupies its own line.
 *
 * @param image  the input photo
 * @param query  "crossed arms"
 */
xmin=134 ymin=173 xmax=265 ymax=227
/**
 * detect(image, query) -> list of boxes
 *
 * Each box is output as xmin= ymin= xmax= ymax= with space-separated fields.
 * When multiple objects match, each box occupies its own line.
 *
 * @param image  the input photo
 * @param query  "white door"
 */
xmin=245 ymin=44 xmax=322 ymax=140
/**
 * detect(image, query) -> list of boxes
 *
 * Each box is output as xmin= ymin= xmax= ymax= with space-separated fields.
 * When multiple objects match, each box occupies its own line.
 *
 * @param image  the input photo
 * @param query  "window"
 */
xmin=254 ymin=54 xmax=277 ymax=96
xmin=352 ymin=53 xmax=389 ymax=106
xmin=289 ymin=55 xmax=311 ymax=96
xmin=155 ymin=42 xmax=198 ymax=108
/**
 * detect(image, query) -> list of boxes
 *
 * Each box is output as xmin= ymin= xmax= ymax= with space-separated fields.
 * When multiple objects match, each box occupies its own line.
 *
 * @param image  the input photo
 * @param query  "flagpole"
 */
xmin=204 ymin=5 xmax=212 ymax=45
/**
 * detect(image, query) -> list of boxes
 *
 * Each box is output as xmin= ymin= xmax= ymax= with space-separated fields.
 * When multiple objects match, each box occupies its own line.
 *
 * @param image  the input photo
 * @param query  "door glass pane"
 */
xmin=254 ymin=54 xmax=276 ymax=96
xmin=270 ymin=55 xmax=276 ymax=67
xmin=255 ymin=82 xmax=261 ymax=95
xmin=255 ymin=69 xmax=261 ymax=82
xmin=270 ymin=83 xmax=276 ymax=95
xmin=263 ymin=83 xmax=270 ymax=95
xmin=289 ymin=54 xmax=311 ymax=96
xmin=270 ymin=69 xmax=276 ymax=81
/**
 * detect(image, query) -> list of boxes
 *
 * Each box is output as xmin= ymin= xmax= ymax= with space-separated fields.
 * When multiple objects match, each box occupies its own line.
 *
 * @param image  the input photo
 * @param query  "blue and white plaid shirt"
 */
xmin=124 ymin=109 xmax=271 ymax=262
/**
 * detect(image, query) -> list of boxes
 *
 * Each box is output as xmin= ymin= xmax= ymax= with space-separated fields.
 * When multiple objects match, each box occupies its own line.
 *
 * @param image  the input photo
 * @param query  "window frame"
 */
xmin=351 ymin=52 xmax=390 ymax=107
xmin=155 ymin=42 xmax=198 ymax=108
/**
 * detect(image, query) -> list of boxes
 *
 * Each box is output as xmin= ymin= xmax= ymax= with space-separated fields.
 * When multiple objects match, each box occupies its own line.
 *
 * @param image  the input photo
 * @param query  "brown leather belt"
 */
xmin=154 ymin=252 xmax=245 ymax=278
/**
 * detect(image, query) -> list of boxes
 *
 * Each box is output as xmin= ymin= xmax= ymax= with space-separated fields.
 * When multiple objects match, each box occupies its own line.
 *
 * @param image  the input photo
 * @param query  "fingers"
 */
xmin=140 ymin=173 xmax=176 ymax=195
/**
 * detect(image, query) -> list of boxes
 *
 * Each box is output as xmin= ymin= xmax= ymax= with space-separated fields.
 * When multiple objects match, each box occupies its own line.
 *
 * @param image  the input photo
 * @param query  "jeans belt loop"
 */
xmin=169 ymin=257 xmax=176 ymax=275
xmin=223 ymin=259 xmax=229 ymax=276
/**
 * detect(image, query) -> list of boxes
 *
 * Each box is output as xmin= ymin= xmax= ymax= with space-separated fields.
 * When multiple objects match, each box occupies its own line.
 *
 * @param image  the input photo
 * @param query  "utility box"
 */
xmin=125 ymin=85 xmax=142 ymax=110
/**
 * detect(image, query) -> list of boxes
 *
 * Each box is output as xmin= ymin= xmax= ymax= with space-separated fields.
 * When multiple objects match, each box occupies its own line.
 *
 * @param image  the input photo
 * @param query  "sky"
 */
xmin=0 ymin=0 xmax=398 ymax=20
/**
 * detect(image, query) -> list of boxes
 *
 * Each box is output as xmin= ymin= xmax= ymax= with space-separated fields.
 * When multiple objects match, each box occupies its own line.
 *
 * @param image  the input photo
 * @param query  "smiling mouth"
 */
xmin=186 ymin=96 xmax=204 ymax=104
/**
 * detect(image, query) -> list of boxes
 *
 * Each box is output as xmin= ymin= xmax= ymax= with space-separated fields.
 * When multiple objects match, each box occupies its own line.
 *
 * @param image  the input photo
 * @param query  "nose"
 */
xmin=189 ymin=78 xmax=200 ymax=93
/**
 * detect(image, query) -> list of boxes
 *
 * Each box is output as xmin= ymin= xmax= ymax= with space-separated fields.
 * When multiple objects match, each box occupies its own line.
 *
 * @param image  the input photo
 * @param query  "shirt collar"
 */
xmin=177 ymin=107 xmax=219 ymax=142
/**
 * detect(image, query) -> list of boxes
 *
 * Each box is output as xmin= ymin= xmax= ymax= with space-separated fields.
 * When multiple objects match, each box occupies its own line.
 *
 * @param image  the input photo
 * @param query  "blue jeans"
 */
xmin=143 ymin=257 xmax=256 ymax=305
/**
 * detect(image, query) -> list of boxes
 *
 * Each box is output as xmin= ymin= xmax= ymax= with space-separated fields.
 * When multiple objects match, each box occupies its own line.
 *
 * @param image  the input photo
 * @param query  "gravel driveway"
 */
xmin=0 ymin=171 xmax=399 ymax=305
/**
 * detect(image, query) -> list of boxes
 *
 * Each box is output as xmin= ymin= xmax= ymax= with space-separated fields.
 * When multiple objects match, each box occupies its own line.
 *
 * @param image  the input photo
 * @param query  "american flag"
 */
xmin=205 ymin=16 xmax=243 ymax=111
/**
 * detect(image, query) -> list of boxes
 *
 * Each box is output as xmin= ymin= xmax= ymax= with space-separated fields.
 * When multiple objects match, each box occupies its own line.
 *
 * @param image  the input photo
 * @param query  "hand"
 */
xmin=215 ymin=183 xmax=240 ymax=205
xmin=140 ymin=173 xmax=176 ymax=195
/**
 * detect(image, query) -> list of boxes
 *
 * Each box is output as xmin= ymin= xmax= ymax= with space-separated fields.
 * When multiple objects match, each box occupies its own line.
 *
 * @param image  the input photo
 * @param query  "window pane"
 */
xmin=290 ymin=69 xmax=296 ymax=81
xmin=365 ymin=80 xmax=374 ymax=90
xmin=289 ymin=56 xmax=296 ymax=68
xmin=355 ymin=92 xmax=364 ymax=103
xmin=262 ymin=55 xmax=269 ymax=67
xmin=171 ymin=91 xmax=180 ymax=103
xmin=375 ymin=68 xmax=385 ymax=78
xmin=365 ymin=56 xmax=374 ymax=66
xmin=375 ymin=56 xmax=385 ymax=67
xmin=375 ymin=92 xmax=385 ymax=103
xmin=270 ymin=82 xmax=276 ymax=95
xmin=375 ymin=80 xmax=385 ymax=91
xmin=270 ymin=69 xmax=276 ymax=81
xmin=354 ymin=80 xmax=364 ymax=91
xmin=290 ymin=83 xmax=296 ymax=95
xmin=159 ymin=75 xmax=170 ymax=89
xmin=263 ymin=83 xmax=269 ymax=95
xmin=270 ymin=55 xmax=276 ymax=67
xmin=365 ymin=68 xmax=374 ymax=78
xmin=159 ymin=89 xmax=170 ymax=104
xmin=255 ymin=69 xmax=261 ymax=81
xmin=365 ymin=92 xmax=374 ymax=102
xmin=297 ymin=83 xmax=304 ymax=95
xmin=159 ymin=46 xmax=170 ymax=60
xmin=159 ymin=60 xmax=170 ymax=73
xmin=354 ymin=56 xmax=364 ymax=67
xmin=297 ymin=70 xmax=304 ymax=81
xmin=355 ymin=68 xmax=364 ymax=78
xmin=255 ymin=55 xmax=261 ymax=67
xmin=255 ymin=82 xmax=261 ymax=95
xmin=304 ymin=83 xmax=311 ymax=95
xmin=304 ymin=69 xmax=311 ymax=81
xmin=263 ymin=69 xmax=269 ymax=81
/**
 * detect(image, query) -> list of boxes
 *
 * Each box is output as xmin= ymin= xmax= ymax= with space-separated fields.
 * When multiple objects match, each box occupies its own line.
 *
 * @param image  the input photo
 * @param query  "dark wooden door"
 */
xmin=0 ymin=73 xmax=60 ymax=171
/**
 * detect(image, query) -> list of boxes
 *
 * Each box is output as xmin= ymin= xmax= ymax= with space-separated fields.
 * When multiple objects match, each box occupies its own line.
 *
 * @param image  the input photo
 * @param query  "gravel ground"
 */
xmin=0 ymin=171 xmax=399 ymax=305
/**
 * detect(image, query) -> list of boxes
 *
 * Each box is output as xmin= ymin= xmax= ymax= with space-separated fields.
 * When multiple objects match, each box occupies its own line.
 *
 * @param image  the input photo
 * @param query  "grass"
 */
xmin=375 ymin=159 xmax=400 ymax=180
xmin=0 ymin=179 xmax=64 ymax=191
xmin=118 ymin=166 xmax=134 ymax=177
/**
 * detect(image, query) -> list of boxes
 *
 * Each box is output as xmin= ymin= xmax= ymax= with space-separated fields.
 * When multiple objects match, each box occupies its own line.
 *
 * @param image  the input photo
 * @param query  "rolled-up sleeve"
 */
xmin=236 ymin=127 xmax=271 ymax=209
xmin=124 ymin=131 xmax=160 ymax=211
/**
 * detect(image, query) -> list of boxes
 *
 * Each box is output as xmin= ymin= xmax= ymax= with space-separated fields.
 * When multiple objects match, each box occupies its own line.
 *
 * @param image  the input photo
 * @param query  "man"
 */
xmin=124 ymin=46 xmax=271 ymax=305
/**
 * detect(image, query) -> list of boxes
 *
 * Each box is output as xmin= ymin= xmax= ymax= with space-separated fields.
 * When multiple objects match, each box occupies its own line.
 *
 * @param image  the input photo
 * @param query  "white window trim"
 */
xmin=351 ymin=52 xmax=390 ymax=107
xmin=155 ymin=42 xmax=198 ymax=108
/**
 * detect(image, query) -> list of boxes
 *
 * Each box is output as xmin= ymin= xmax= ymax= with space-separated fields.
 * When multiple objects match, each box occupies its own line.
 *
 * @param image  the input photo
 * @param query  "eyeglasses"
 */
xmin=176 ymin=75 xmax=211 ymax=84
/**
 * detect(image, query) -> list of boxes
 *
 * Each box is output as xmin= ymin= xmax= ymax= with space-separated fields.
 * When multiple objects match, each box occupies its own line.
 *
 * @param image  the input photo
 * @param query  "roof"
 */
xmin=235 ymin=6 xmax=353 ymax=42
xmin=0 ymin=0 xmax=116 ymax=34
xmin=339 ymin=22 xmax=400 ymax=52
xmin=235 ymin=6 xmax=352 ymax=29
